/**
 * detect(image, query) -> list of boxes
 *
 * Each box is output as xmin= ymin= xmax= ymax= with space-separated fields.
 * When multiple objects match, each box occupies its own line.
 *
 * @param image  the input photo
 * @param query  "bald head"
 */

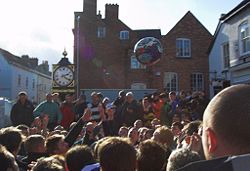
xmin=203 ymin=84 xmax=250 ymax=156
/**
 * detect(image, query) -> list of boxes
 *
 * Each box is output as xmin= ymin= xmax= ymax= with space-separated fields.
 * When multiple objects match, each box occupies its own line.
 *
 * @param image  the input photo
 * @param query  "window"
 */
xmin=131 ymin=83 xmax=146 ymax=89
xmin=26 ymin=77 xmax=29 ymax=88
xmin=222 ymin=42 xmax=230 ymax=68
xmin=97 ymin=27 xmax=106 ymax=38
xmin=17 ymin=75 xmax=21 ymax=86
xmin=32 ymin=79 xmax=35 ymax=89
xmin=131 ymin=55 xmax=146 ymax=69
xmin=176 ymin=38 xmax=191 ymax=57
xmin=191 ymin=73 xmax=204 ymax=91
xmin=239 ymin=22 xmax=250 ymax=55
xmin=120 ymin=31 xmax=129 ymax=40
xmin=164 ymin=72 xmax=178 ymax=92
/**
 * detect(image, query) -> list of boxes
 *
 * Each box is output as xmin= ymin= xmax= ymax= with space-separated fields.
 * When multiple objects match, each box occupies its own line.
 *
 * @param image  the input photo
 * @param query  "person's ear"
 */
xmin=206 ymin=128 xmax=217 ymax=153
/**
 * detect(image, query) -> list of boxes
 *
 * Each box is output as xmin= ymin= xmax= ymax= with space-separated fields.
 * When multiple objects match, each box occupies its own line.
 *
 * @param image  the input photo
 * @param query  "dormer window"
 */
xmin=120 ymin=30 xmax=129 ymax=40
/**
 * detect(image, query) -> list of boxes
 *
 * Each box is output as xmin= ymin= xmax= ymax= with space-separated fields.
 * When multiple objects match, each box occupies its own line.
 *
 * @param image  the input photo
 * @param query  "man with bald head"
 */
xmin=177 ymin=84 xmax=250 ymax=171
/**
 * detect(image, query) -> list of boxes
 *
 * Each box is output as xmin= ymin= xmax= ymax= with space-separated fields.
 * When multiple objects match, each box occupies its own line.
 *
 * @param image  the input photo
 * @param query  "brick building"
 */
xmin=73 ymin=0 xmax=213 ymax=96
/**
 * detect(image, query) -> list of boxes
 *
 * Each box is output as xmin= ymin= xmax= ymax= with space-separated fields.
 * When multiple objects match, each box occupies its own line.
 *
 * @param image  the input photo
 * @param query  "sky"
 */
xmin=0 ymin=0 xmax=242 ymax=69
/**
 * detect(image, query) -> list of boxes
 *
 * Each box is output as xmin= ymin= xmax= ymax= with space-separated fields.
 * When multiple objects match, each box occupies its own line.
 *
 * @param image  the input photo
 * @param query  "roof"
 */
xmin=220 ymin=0 xmax=250 ymax=21
xmin=208 ymin=0 xmax=250 ymax=54
xmin=134 ymin=29 xmax=162 ymax=40
xmin=0 ymin=48 xmax=32 ymax=68
xmin=164 ymin=11 xmax=212 ymax=37
xmin=0 ymin=48 xmax=51 ymax=76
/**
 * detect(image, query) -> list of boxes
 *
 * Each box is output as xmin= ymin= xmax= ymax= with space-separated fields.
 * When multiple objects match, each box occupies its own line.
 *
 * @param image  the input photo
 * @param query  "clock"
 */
xmin=53 ymin=66 xmax=74 ymax=87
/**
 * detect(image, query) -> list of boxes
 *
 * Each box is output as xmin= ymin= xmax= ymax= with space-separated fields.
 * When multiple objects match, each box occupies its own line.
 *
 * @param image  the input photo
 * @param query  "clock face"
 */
xmin=53 ymin=66 xmax=74 ymax=87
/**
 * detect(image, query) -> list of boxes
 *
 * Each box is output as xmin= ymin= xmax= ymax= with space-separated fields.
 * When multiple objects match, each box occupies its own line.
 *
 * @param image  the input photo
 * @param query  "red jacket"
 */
xmin=60 ymin=102 xmax=75 ymax=129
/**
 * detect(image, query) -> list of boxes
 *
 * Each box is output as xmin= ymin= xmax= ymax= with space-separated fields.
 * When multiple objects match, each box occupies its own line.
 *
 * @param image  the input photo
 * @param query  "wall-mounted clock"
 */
xmin=53 ymin=66 xmax=74 ymax=87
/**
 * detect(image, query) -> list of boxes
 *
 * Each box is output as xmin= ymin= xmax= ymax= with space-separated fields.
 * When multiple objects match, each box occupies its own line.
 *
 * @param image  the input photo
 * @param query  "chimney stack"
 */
xmin=105 ymin=4 xmax=119 ymax=20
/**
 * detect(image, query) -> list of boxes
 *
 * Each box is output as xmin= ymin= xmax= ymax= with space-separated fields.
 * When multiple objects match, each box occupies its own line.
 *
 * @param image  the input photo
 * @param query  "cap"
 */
xmin=126 ymin=92 xmax=134 ymax=97
xmin=159 ymin=92 xmax=167 ymax=98
xmin=18 ymin=91 xmax=27 ymax=96
xmin=119 ymin=90 xmax=126 ymax=97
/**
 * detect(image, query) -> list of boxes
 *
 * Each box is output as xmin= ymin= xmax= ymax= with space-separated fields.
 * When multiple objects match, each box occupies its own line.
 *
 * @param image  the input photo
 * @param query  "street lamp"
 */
xmin=76 ymin=15 xmax=80 ymax=97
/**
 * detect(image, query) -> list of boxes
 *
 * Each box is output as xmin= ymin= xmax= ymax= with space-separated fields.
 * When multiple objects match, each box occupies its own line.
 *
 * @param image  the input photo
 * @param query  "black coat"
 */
xmin=10 ymin=100 xmax=34 ymax=126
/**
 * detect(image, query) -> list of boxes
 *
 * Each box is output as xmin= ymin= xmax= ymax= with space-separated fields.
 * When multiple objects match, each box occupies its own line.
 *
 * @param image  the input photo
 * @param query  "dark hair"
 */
xmin=137 ymin=140 xmax=167 ymax=171
xmin=24 ymin=135 xmax=45 ymax=153
xmin=183 ymin=120 xmax=202 ymax=136
xmin=99 ymin=137 xmax=136 ymax=171
xmin=32 ymin=156 xmax=65 ymax=171
xmin=66 ymin=145 xmax=95 ymax=171
xmin=0 ymin=145 xmax=17 ymax=171
xmin=0 ymin=127 xmax=22 ymax=154
xmin=172 ymin=122 xmax=184 ymax=130
xmin=45 ymin=135 xmax=64 ymax=155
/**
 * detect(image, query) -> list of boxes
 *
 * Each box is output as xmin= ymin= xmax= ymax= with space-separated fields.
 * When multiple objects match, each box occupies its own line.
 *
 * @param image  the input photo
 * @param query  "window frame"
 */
xmin=97 ymin=27 xmax=106 ymax=38
xmin=176 ymin=38 xmax=191 ymax=58
xmin=164 ymin=72 xmax=178 ymax=92
xmin=120 ymin=30 xmax=129 ymax=40
xmin=131 ymin=83 xmax=147 ymax=89
xmin=239 ymin=21 xmax=250 ymax=56
xmin=191 ymin=73 xmax=204 ymax=92
xmin=130 ymin=55 xmax=146 ymax=69
xmin=221 ymin=42 xmax=230 ymax=69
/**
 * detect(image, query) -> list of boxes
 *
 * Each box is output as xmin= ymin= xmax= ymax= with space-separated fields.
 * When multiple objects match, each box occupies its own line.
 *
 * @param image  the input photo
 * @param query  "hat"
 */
xmin=91 ymin=91 xmax=98 ymax=97
xmin=18 ymin=91 xmax=27 ymax=96
xmin=126 ymin=92 xmax=134 ymax=97
xmin=159 ymin=92 xmax=167 ymax=98
xmin=119 ymin=90 xmax=126 ymax=97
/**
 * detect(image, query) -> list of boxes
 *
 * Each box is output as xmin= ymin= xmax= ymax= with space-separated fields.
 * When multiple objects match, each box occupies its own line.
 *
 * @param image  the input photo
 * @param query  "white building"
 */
xmin=0 ymin=48 xmax=51 ymax=103
xmin=209 ymin=0 xmax=250 ymax=98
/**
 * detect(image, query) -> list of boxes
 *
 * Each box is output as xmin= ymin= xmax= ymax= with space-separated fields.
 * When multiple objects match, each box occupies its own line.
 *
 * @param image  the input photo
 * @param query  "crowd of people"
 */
xmin=1 ymin=84 xmax=250 ymax=171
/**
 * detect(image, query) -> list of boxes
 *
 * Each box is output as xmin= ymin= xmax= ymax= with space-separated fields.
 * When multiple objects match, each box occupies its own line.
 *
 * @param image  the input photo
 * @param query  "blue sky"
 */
xmin=0 ymin=0 xmax=242 ymax=67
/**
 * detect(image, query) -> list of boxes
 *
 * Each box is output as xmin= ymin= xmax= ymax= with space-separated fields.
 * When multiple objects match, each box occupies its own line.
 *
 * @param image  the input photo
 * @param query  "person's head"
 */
xmin=66 ymin=145 xmax=95 ymax=171
xmin=138 ymin=127 xmax=148 ymax=142
xmin=169 ymin=91 xmax=176 ymax=101
xmin=32 ymin=155 xmax=65 ymax=171
xmin=16 ymin=124 xmax=29 ymax=137
xmin=46 ymin=93 xmax=53 ymax=102
xmin=0 ymin=145 xmax=19 ymax=171
xmin=172 ymin=114 xmax=181 ymax=123
xmin=137 ymin=140 xmax=166 ymax=171
xmin=144 ymin=129 xmax=154 ymax=140
xmin=151 ymin=118 xmax=161 ymax=129
xmin=128 ymin=127 xmax=139 ymax=145
xmin=126 ymin=92 xmax=134 ymax=103
xmin=166 ymin=148 xmax=200 ymax=171
xmin=119 ymin=90 xmax=126 ymax=98
xmin=102 ymin=97 xmax=110 ymax=106
xmin=118 ymin=126 xmax=129 ymax=138
xmin=202 ymin=84 xmax=250 ymax=160
xmin=159 ymin=92 xmax=168 ymax=102
xmin=134 ymin=120 xmax=143 ymax=130
xmin=86 ymin=122 xmax=95 ymax=135
xmin=152 ymin=126 xmax=174 ymax=148
xmin=98 ymin=137 xmax=136 ymax=171
xmin=91 ymin=92 xmax=99 ymax=104
xmin=46 ymin=134 xmax=69 ymax=156
xmin=0 ymin=127 xmax=23 ymax=157
xmin=142 ymin=97 xmax=150 ymax=108
xmin=24 ymin=135 xmax=46 ymax=154
xmin=18 ymin=91 xmax=27 ymax=103
xmin=171 ymin=122 xmax=183 ymax=137
xmin=65 ymin=94 xmax=73 ymax=103
xmin=52 ymin=93 xmax=60 ymax=101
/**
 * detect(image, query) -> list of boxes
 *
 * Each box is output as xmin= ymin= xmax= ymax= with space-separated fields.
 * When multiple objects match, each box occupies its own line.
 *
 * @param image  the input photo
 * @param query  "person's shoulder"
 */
xmin=176 ymin=156 xmax=229 ymax=171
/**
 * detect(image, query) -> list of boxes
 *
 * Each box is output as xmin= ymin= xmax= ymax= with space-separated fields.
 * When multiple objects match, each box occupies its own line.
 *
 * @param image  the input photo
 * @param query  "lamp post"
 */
xmin=76 ymin=15 xmax=80 ymax=97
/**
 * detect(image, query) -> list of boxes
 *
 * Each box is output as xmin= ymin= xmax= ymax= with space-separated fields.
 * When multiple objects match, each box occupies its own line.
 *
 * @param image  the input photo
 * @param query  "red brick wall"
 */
xmin=74 ymin=5 xmax=212 ymax=95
